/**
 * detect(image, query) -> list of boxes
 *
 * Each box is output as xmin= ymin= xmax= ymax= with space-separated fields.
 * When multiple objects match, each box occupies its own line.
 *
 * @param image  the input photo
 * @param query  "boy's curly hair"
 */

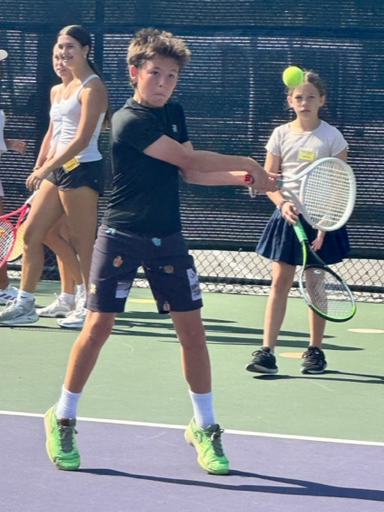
xmin=127 ymin=27 xmax=191 ymax=70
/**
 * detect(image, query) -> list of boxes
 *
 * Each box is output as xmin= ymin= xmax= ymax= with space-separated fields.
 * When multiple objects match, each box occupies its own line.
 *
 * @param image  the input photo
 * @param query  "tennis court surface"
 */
xmin=1 ymin=281 xmax=383 ymax=511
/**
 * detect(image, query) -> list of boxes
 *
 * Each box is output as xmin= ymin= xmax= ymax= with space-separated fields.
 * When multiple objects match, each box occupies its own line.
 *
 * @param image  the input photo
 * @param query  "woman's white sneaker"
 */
xmin=0 ymin=299 xmax=39 ymax=325
xmin=36 ymin=294 xmax=75 ymax=318
xmin=57 ymin=296 xmax=87 ymax=329
xmin=0 ymin=285 xmax=19 ymax=305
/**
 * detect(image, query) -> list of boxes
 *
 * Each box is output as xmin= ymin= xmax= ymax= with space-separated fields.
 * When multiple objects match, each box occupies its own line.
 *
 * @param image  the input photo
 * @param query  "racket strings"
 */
xmin=301 ymin=161 xmax=354 ymax=229
xmin=8 ymin=222 xmax=25 ymax=263
xmin=0 ymin=220 xmax=16 ymax=263
xmin=303 ymin=266 xmax=354 ymax=319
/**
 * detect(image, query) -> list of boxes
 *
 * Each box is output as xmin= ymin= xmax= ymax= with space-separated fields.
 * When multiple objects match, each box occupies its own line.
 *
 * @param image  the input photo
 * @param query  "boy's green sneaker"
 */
xmin=184 ymin=418 xmax=229 ymax=475
xmin=44 ymin=405 xmax=80 ymax=471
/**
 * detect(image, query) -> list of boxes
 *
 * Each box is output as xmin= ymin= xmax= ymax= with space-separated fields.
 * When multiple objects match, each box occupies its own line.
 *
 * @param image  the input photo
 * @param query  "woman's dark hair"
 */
xmin=58 ymin=25 xmax=111 ymax=128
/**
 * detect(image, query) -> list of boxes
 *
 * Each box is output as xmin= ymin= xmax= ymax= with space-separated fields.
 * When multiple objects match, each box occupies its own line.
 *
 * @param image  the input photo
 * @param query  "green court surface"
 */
xmin=1 ymin=280 xmax=383 ymax=443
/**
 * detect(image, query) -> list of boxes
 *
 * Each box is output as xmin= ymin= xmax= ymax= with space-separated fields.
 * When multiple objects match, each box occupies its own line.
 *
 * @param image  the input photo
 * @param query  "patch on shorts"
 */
xmin=162 ymin=301 xmax=171 ymax=312
xmin=152 ymin=237 xmax=162 ymax=247
xmin=186 ymin=268 xmax=202 ymax=301
xmin=113 ymin=255 xmax=124 ymax=267
xmin=115 ymin=281 xmax=130 ymax=299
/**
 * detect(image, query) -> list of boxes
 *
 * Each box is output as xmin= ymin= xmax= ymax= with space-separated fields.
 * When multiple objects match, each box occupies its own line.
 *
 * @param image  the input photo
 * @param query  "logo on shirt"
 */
xmin=172 ymin=124 xmax=178 ymax=133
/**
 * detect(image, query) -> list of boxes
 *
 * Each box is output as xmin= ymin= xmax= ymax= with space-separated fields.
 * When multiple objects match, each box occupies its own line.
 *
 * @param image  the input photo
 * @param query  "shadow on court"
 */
xmin=78 ymin=467 xmax=384 ymax=501
xmin=252 ymin=370 xmax=384 ymax=385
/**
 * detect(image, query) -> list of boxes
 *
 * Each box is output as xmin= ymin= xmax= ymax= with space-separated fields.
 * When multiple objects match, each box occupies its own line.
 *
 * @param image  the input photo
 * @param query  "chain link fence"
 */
xmin=1 ymin=0 xmax=384 ymax=302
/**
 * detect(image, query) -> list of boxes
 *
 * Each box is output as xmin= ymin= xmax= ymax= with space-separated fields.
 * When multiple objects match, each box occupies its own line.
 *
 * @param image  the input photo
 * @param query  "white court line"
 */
xmin=1 ymin=409 xmax=384 ymax=447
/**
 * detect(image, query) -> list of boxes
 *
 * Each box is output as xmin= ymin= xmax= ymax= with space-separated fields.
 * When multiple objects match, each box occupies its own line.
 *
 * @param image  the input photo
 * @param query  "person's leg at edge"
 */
xmin=0 ymin=181 xmax=64 ymax=323
xmin=0 ymin=196 xmax=13 ymax=293
xmin=0 ymin=254 xmax=10 ymax=291
xmin=172 ymin=309 xmax=229 ymax=474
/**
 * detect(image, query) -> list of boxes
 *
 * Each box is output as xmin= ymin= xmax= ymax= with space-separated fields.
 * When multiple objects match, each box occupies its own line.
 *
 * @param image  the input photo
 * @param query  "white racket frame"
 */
xmin=275 ymin=157 xmax=356 ymax=231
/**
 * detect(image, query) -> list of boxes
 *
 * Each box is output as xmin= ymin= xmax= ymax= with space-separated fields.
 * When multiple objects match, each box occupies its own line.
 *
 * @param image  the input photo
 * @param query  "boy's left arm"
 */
xmin=179 ymin=141 xmax=255 ymax=188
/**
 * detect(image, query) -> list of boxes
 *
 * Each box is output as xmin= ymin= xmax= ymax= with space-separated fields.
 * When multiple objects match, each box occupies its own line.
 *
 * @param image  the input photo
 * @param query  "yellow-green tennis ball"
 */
xmin=282 ymin=66 xmax=304 ymax=88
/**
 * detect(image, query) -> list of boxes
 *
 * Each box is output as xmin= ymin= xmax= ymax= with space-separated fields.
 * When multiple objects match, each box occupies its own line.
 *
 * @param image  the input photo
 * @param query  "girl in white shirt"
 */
xmin=246 ymin=70 xmax=350 ymax=376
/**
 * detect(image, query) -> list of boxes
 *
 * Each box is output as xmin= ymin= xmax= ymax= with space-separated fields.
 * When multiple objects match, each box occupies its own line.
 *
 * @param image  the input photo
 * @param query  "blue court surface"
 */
xmin=2 ymin=412 xmax=384 ymax=512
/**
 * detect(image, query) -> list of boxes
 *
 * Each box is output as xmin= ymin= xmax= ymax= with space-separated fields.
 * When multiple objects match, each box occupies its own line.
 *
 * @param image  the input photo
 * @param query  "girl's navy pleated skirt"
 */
xmin=256 ymin=208 xmax=350 ymax=266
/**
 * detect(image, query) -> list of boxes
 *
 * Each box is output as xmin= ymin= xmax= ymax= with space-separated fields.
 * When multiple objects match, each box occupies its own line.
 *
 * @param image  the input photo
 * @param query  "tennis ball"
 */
xmin=282 ymin=66 xmax=304 ymax=88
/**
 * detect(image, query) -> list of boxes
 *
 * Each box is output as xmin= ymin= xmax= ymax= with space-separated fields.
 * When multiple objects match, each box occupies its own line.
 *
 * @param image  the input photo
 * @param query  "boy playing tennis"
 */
xmin=44 ymin=27 xmax=276 ymax=475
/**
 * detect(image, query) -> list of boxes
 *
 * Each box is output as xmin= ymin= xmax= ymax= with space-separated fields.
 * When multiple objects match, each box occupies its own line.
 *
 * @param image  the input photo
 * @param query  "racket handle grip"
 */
xmin=244 ymin=174 xmax=258 ymax=198
xmin=244 ymin=174 xmax=254 ymax=184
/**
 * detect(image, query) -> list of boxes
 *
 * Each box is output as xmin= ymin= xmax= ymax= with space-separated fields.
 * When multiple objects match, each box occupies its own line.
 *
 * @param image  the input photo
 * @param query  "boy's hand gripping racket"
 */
xmin=0 ymin=192 xmax=37 ymax=267
xmin=247 ymin=157 xmax=356 ymax=231
xmin=294 ymin=219 xmax=356 ymax=322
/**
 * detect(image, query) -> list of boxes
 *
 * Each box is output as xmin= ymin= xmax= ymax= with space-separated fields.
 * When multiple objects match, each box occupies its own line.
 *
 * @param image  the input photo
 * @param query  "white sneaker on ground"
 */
xmin=0 ymin=285 xmax=19 ymax=305
xmin=57 ymin=307 xmax=87 ymax=329
xmin=36 ymin=294 xmax=75 ymax=318
xmin=57 ymin=296 xmax=87 ymax=329
xmin=0 ymin=299 xmax=39 ymax=325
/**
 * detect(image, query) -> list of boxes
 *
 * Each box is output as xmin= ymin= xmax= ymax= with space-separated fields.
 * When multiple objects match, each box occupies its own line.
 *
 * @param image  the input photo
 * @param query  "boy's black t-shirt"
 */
xmin=103 ymin=98 xmax=189 ymax=236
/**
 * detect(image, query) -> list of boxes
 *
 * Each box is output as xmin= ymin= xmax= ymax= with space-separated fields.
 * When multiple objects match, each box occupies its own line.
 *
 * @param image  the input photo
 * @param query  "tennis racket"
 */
xmin=0 ymin=192 xmax=37 ymax=267
xmin=294 ymin=219 xmax=356 ymax=322
xmin=246 ymin=157 xmax=356 ymax=231
xmin=7 ymin=221 xmax=26 ymax=263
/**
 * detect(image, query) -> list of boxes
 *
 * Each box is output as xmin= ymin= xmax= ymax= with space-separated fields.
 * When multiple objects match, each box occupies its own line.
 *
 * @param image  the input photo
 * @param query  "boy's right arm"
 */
xmin=143 ymin=135 xmax=277 ymax=193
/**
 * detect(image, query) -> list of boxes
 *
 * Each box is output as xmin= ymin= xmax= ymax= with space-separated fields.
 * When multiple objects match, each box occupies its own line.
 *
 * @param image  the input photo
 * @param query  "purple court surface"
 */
xmin=1 ymin=412 xmax=384 ymax=512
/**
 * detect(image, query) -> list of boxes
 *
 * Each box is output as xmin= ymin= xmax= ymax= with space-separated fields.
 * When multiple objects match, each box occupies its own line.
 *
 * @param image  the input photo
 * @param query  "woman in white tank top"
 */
xmin=0 ymin=25 xmax=109 ymax=327
xmin=31 ymin=44 xmax=83 ymax=320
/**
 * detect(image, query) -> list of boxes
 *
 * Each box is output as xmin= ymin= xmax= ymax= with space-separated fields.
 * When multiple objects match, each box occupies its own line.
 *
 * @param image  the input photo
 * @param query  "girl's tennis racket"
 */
xmin=294 ymin=219 xmax=356 ymax=322
xmin=0 ymin=192 xmax=37 ymax=267
xmin=246 ymin=157 xmax=356 ymax=231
